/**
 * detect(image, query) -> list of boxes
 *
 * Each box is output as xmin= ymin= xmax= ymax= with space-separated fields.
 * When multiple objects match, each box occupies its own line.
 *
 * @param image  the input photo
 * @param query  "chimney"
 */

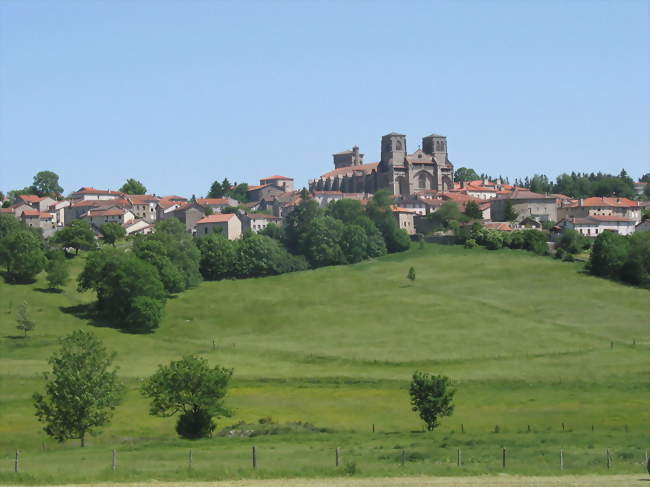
xmin=579 ymin=198 xmax=584 ymax=206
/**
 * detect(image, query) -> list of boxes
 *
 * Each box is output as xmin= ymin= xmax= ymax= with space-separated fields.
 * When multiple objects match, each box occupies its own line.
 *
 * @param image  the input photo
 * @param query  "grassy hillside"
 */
xmin=0 ymin=243 xmax=648 ymax=482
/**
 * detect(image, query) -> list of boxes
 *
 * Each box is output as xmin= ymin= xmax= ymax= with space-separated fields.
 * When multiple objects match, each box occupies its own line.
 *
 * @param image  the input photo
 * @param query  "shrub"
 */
xmin=464 ymin=238 xmax=478 ymax=249
xmin=125 ymin=296 xmax=164 ymax=332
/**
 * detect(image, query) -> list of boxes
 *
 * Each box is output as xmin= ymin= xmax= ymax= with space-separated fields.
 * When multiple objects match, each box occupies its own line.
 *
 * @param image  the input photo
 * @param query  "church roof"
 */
xmin=384 ymin=132 xmax=406 ymax=137
xmin=424 ymin=133 xmax=446 ymax=138
xmin=319 ymin=162 xmax=380 ymax=179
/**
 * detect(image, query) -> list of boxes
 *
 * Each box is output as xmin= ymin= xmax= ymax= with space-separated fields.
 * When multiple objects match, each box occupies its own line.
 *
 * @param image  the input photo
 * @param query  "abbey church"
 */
xmin=309 ymin=132 xmax=454 ymax=196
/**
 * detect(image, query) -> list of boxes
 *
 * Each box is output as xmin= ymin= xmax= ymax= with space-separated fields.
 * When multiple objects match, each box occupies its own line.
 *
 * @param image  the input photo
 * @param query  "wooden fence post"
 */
xmin=188 ymin=448 xmax=192 ymax=470
xmin=461 ymin=423 xmax=464 ymax=433
xmin=527 ymin=424 xmax=531 ymax=433
xmin=457 ymin=448 xmax=461 ymax=467
xmin=610 ymin=341 xmax=614 ymax=349
xmin=112 ymin=449 xmax=117 ymax=471
xmin=372 ymin=423 xmax=375 ymax=433
xmin=15 ymin=449 xmax=19 ymax=473
xmin=401 ymin=449 xmax=405 ymax=467
xmin=591 ymin=424 xmax=594 ymax=432
xmin=606 ymin=448 xmax=611 ymax=469
xmin=562 ymin=422 xmax=565 ymax=432
xmin=336 ymin=447 xmax=340 ymax=467
xmin=560 ymin=449 xmax=564 ymax=470
xmin=252 ymin=446 xmax=257 ymax=469
xmin=502 ymin=447 xmax=506 ymax=469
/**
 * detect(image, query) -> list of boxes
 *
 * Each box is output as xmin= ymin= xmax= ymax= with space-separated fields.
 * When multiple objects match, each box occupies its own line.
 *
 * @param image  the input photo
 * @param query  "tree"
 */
xmin=366 ymin=190 xmax=410 ymax=253
xmin=640 ymin=173 xmax=650 ymax=183
xmin=407 ymin=266 xmax=416 ymax=282
xmin=409 ymin=371 xmax=455 ymax=431
xmin=340 ymin=224 xmax=369 ymax=264
xmin=141 ymin=355 xmax=233 ymax=439
xmin=207 ymin=180 xmax=225 ymax=198
xmin=301 ymin=216 xmax=346 ymax=267
xmin=588 ymin=231 xmax=629 ymax=279
xmin=429 ymin=201 xmax=464 ymax=229
xmin=119 ymin=178 xmax=147 ymax=195
xmin=454 ymin=167 xmax=480 ymax=183
xmin=16 ymin=302 xmax=36 ymax=337
xmin=78 ymin=248 xmax=166 ymax=331
xmin=33 ymin=330 xmax=124 ymax=447
xmin=0 ymin=213 xmax=22 ymax=240
xmin=46 ymin=251 xmax=69 ymax=290
xmin=227 ymin=183 xmax=249 ymax=203
xmin=100 ymin=222 xmax=126 ymax=247
xmin=464 ymin=201 xmax=482 ymax=219
xmin=558 ymin=229 xmax=589 ymax=254
xmin=1 ymin=230 xmax=47 ymax=282
xmin=32 ymin=170 xmax=63 ymax=197
xmin=195 ymin=233 xmax=236 ymax=280
xmin=504 ymin=200 xmax=518 ymax=222
xmin=54 ymin=220 xmax=96 ymax=254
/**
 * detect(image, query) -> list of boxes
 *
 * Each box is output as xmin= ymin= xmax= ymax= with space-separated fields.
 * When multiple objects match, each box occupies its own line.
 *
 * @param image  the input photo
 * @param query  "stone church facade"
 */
xmin=309 ymin=132 xmax=454 ymax=196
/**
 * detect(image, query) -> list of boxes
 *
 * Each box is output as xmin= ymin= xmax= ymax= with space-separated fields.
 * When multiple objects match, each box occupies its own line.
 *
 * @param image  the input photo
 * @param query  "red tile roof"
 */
xmin=564 ymin=197 xmax=639 ymax=208
xmin=320 ymin=162 xmax=380 ymax=179
xmin=196 ymin=198 xmax=232 ymax=206
xmin=260 ymin=175 xmax=293 ymax=181
xmin=71 ymin=187 xmax=123 ymax=196
xmin=196 ymin=213 xmax=238 ymax=224
xmin=392 ymin=207 xmax=418 ymax=214
xmin=570 ymin=215 xmax=636 ymax=224
xmin=84 ymin=209 xmax=128 ymax=217
xmin=21 ymin=209 xmax=41 ymax=217
xmin=18 ymin=195 xmax=43 ymax=203
xmin=247 ymin=184 xmax=272 ymax=191
xmin=0 ymin=208 xmax=14 ymax=214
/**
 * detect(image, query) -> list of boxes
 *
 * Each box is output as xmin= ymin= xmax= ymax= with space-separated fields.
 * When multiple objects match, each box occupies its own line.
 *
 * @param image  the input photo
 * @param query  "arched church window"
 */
xmin=418 ymin=173 xmax=427 ymax=189
xmin=396 ymin=140 xmax=403 ymax=151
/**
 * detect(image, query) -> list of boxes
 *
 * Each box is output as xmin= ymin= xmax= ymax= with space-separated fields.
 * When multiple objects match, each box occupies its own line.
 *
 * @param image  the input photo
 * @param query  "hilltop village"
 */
xmin=2 ymin=131 xmax=648 ymax=240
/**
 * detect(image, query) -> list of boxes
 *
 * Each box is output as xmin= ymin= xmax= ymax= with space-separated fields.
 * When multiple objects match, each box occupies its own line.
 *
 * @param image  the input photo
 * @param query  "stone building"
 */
xmin=309 ymin=132 xmax=454 ymax=196
xmin=490 ymin=189 xmax=558 ymax=222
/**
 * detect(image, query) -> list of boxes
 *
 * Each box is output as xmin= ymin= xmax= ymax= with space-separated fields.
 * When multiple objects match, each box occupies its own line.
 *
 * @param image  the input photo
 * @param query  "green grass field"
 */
xmin=0 ymin=243 xmax=648 ymax=483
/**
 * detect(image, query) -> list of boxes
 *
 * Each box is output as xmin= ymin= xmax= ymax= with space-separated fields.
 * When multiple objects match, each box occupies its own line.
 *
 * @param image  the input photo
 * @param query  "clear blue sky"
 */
xmin=1 ymin=0 xmax=648 ymax=197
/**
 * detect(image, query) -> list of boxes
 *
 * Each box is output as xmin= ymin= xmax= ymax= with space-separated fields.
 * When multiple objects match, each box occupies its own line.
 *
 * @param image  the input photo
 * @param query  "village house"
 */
xmin=69 ymin=187 xmax=124 ymax=201
xmin=126 ymin=194 xmax=160 ymax=223
xmin=159 ymin=201 xmax=206 ymax=232
xmin=64 ymin=198 xmax=132 ymax=225
xmin=81 ymin=208 xmax=135 ymax=228
xmin=240 ymin=213 xmax=283 ymax=233
xmin=393 ymin=207 xmax=418 ymax=235
xmin=260 ymin=175 xmax=294 ymax=192
xmin=557 ymin=215 xmax=637 ymax=237
xmin=557 ymin=197 xmax=641 ymax=224
xmin=123 ymin=219 xmax=154 ymax=236
xmin=490 ymin=189 xmax=558 ymax=222
xmin=16 ymin=195 xmax=57 ymax=213
xmin=196 ymin=197 xmax=238 ymax=212
xmin=21 ymin=209 xmax=57 ymax=237
xmin=195 ymin=213 xmax=242 ymax=239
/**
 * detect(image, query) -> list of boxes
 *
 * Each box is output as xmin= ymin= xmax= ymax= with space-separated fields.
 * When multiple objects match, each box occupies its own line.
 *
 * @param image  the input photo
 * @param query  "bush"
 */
xmin=464 ymin=238 xmax=478 ymax=249
xmin=558 ymin=229 xmax=589 ymax=254
xmin=125 ymin=296 xmax=164 ymax=332
xmin=554 ymin=247 xmax=565 ymax=260
xmin=175 ymin=409 xmax=215 ymax=439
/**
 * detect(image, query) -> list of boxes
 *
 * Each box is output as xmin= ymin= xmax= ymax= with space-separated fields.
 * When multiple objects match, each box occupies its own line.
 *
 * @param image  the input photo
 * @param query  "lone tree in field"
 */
xmin=142 ymin=355 xmax=233 ymax=439
xmin=33 ymin=330 xmax=124 ymax=447
xmin=46 ymin=251 xmax=69 ymax=290
xmin=15 ymin=302 xmax=36 ymax=337
xmin=409 ymin=371 xmax=455 ymax=431
xmin=407 ymin=266 xmax=416 ymax=282
xmin=100 ymin=222 xmax=126 ymax=247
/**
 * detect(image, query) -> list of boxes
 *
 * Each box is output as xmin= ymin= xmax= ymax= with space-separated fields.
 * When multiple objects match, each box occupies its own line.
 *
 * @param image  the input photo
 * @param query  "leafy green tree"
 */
xmin=147 ymin=219 xmax=202 ymax=290
xmin=195 ymin=233 xmax=236 ymax=280
xmin=407 ymin=266 xmax=416 ymax=282
xmin=284 ymin=196 xmax=322 ymax=253
xmin=1 ymin=201 xmax=10 ymax=208
xmin=54 ymin=220 xmax=96 ymax=254
xmin=125 ymin=296 xmax=165 ymax=332
xmin=100 ymin=222 xmax=126 ymax=247
xmin=340 ymin=224 xmax=369 ymax=264
xmin=588 ymin=231 xmax=629 ymax=279
xmin=46 ymin=251 xmax=69 ymax=290
xmin=301 ymin=215 xmax=346 ymax=267
xmin=119 ymin=178 xmax=147 ymax=195
xmin=644 ymin=184 xmax=650 ymax=200
xmin=529 ymin=174 xmax=552 ymax=194
xmin=429 ymin=201 xmax=464 ymax=229
xmin=409 ymin=371 xmax=455 ymax=431
xmin=464 ymin=201 xmax=482 ymax=219
xmin=640 ymin=173 xmax=650 ymax=183
xmin=234 ymin=232 xmax=304 ymax=277
xmin=16 ymin=302 xmax=36 ymax=337
xmin=32 ymin=170 xmax=64 ymax=197
xmin=133 ymin=237 xmax=186 ymax=293
xmin=259 ymin=222 xmax=285 ymax=241
xmin=141 ymin=355 xmax=233 ymax=439
xmin=521 ymin=229 xmax=548 ymax=255
xmin=352 ymin=215 xmax=387 ymax=258
xmin=33 ymin=330 xmax=124 ymax=447
xmin=620 ymin=232 xmax=650 ymax=287
xmin=0 ymin=213 xmax=22 ymax=240
xmin=227 ymin=183 xmax=249 ymax=203
xmin=1 ymin=230 xmax=47 ymax=283
xmin=207 ymin=180 xmax=225 ymax=198
xmin=220 ymin=205 xmax=239 ymax=214
xmin=78 ymin=249 xmax=166 ymax=331
xmin=366 ymin=190 xmax=410 ymax=253
xmin=203 ymin=206 xmax=214 ymax=216
xmin=558 ymin=229 xmax=589 ymax=254
xmin=327 ymin=199 xmax=365 ymax=224
xmin=504 ymin=200 xmax=519 ymax=222
xmin=453 ymin=167 xmax=480 ymax=183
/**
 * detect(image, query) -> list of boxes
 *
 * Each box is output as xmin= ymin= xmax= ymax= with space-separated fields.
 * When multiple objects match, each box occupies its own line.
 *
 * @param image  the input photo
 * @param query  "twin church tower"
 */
xmin=309 ymin=132 xmax=455 ymax=196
